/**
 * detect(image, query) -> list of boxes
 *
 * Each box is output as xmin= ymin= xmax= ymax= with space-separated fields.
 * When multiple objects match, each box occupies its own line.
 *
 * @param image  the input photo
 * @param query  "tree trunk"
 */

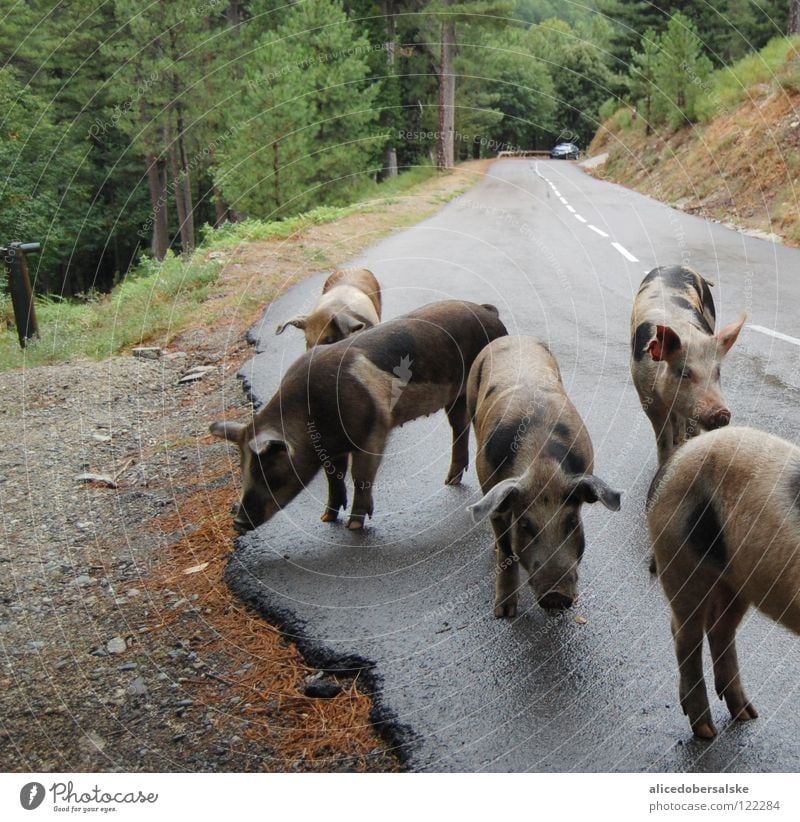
xmin=382 ymin=0 xmax=398 ymax=178
xmin=178 ymin=139 xmax=195 ymax=253
xmin=214 ymin=186 xmax=230 ymax=226
xmin=145 ymin=154 xmax=168 ymax=261
xmin=168 ymin=141 xmax=190 ymax=255
xmin=789 ymin=0 xmax=800 ymax=35
xmin=437 ymin=5 xmax=456 ymax=170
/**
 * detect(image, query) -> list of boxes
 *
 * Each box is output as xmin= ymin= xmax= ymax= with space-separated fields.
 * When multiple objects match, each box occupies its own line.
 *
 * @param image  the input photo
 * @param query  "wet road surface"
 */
xmin=225 ymin=159 xmax=800 ymax=771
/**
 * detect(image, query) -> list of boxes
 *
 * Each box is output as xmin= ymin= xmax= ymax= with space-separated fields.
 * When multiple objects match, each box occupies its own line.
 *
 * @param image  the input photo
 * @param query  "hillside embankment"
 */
xmin=588 ymin=38 xmax=800 ymax=246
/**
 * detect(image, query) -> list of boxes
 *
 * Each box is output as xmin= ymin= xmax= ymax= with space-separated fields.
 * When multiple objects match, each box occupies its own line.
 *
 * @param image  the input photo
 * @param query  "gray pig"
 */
xmin=650 ymin=426 xmax=800 ymax=738
xmin=275 ymin=267 xmax=382 ymax=348
xmin=631 ymin=265 xmax=745 ymax=465
xmin=467 ymin=336 xmax=621 ymax=616
xmin=212 ymin=300 xmax=507 ymax=533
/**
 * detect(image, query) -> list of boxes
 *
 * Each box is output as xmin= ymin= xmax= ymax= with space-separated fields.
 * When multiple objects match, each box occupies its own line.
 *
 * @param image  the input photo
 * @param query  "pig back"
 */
xmin=470 ymin=336 xmax=594 ymax=485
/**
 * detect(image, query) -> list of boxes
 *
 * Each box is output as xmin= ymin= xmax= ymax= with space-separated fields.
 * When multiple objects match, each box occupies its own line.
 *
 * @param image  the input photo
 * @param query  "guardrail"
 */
xmin=1 ymin=242 xmax=41 ymax=348
xmin=497 ymin=150 xmax=552 ymax=158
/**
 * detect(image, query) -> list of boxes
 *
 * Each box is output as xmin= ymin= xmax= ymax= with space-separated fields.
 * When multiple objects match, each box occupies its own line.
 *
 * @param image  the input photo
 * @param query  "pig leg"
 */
xmin=706 ymin=583 xmax=758 ymax=723
xmin=491 ymin=514 xmax=519 ymax=618
xmin=347 ymin=442 xmax=385 ymax=530
xmin=672 ymin=596 xmax=716 ymax=738
xmin=445 ymin=395 xmax=470 ymax=485
xmin=321 ymin=456 xmax=349 ymax=522
xmin=645 ymin=402 xmax=674 ymax=465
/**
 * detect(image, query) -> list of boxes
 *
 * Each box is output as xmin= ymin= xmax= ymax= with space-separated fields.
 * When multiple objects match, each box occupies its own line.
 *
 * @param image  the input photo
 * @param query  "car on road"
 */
xmin=550 ymin=142 xmax=581 ymax=160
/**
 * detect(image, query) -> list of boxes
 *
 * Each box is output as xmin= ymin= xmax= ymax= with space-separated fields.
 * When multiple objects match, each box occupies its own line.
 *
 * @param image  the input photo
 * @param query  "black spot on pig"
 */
xmin=700 ymin=278 xmax=716 ymax=322
xmin=545 ymin=438 xmax=587 ymax=476
xmin=671 ymin=295 xmax=713 ymax=334
xmin=485 ymin=421 xmax=519 ymax=470
xmin=686 ymin=496 xmax=727 ymax=569
xmin=552 ymin=422 xmax=572 ymax=443
xmin=632 ymin=322 xmax=654 ymax=362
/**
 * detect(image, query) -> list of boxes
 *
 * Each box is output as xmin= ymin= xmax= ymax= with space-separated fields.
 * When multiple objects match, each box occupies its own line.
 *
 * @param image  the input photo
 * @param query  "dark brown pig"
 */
xmin=630 ymin=265 xmax=745 ymax=465
xmin=467 ymin=336 xmax=621 ymax=616
xmin=650 ymin=426 xmax=800 ymax=738
xmin=212 ymin=300 xmax=507 ymax=533
xmin=275 ymin=268 xmax=382 ymax=348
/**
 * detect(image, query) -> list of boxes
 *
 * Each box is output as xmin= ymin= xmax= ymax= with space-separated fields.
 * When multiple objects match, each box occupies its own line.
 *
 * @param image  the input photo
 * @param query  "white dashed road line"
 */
xmin=747 ymin=325 xmax=800 ymax=347
xmin=532 ymin=162 xmax=800 ymax=350
xmin=611 ymin=242 xmax=639 ymax=262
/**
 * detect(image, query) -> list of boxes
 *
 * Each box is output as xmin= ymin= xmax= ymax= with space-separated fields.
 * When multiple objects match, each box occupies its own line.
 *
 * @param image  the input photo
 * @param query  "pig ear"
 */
xmin=209 ymin=420 xmax=246 ymax=444
xmin=247 ymin=433 xmax=290 ymax=458
xmin=275 ymin=315 xmax=308 ymax=335
xmin=716 ymin=313 xmax=746 ymax=354
xmin=648 ymin=325 xmax=682 ymax=362
xmin=333 ymin=313 xmax=367 ymax=337
xmin=468 ymin=477 xmax=521 ymax=521
xmin=570 ymin=475 xmax=622 ymax=511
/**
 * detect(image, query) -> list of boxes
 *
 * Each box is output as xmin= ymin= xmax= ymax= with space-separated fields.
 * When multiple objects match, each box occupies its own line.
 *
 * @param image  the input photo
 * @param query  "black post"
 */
xmin=2 ymin=242 xmax=41 ymax=348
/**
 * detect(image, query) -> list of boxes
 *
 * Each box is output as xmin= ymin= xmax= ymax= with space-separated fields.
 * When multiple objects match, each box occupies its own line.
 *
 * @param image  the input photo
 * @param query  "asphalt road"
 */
xmin=227 ymin=159 xmax=800 ymax=772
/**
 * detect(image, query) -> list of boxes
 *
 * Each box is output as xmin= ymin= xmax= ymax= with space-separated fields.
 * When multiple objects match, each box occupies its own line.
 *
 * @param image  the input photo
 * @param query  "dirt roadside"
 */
xmin=0 ymin=162 xmax=489 ymax=772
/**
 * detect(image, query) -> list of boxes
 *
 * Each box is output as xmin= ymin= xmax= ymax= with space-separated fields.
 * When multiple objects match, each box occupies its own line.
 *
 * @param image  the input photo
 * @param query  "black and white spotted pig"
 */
xmin=650 ymin=426 xmax=800 ymax=739
xmin=631 ymin=265 xmax=745 ymax=465
xmin=467 ymin=336 xmax=621 ymax=616
xmin=212 ymin=300 xmax=507 ymax=533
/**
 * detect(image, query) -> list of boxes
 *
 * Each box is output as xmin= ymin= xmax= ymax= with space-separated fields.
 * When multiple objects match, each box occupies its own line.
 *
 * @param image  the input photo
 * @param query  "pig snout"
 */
xmin=710 ymin=408 xmax=731 ymax=428
xmin=538 ymin=591 xmax=574 ymax=610
xmin=699 ymin=407 xmax=730 ymax=430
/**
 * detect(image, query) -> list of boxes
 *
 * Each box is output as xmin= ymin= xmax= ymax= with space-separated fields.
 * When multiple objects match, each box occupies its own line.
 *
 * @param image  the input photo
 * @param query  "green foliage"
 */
xmin=0 ymin=253 xmax=220 ymax=369
xmin=215 ymin=0 xmax=384 ymax=219
xmin=696 ymin=36 xmax=800 ymax=121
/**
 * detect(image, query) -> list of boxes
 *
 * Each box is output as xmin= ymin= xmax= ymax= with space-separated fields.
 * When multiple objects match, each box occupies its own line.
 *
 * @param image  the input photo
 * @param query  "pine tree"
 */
xmin=215 ymin=0 xmax=383 ymax=218
xmin=653 ymin=11 xmax=712 ymax=128
xmin=629 ymin=29 xmax=660 ymax=134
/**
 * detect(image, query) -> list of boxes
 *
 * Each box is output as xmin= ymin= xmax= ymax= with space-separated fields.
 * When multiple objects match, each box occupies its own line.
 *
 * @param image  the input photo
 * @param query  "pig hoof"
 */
xmin=693 ymin=721 xmax=718 ymax=740
xmin=648 ymin=554 xmax=657 ymax=574
xmin=320 ymin=509 xmax=339 ymax=523
xmin=347 ymin=516 xmax=365 ymax=530
xmin=732 ymin=703 xmax=759 ymax=722
xmin=494 ymin=602 xmax=517 ymax=619
xmin=445 ymin=469 xmax=465 ymax=486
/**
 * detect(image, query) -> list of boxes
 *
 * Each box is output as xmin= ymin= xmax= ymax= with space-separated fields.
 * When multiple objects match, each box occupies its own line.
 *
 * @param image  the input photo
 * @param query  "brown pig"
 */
xmin=649 ymin=426 xmax=800 ymax=739
xmin=275 ymin=267 xmax=382 ymax=348
xmin=630 ymin=265 xmax=745 ymax=465
xmin=467 ymin=336 xmax=621 ymax=616
xmin=212 ymin=300 xmax=507 ymax=533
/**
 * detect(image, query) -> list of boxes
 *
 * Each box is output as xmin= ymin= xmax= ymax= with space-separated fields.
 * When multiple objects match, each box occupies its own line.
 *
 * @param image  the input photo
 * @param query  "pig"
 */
xmin=649 ymin=426 xmax=800 ymax=738
xmin=630 ymin=265 xmax=745 ymax=465
xmin=275 ymin=267 xmax=382 ymax=348
xmin=467 ymin=336 xmax=621 ymax=616
xmin=212 ymin=300 xmax=507 ymax=533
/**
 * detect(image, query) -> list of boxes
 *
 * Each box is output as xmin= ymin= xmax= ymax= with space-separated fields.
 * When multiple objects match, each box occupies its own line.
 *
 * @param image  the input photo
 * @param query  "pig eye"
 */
xmin=519 ymin=518 xmax=538 ymax=538
xmin=679 ymin=367 xmax=693 ymax=380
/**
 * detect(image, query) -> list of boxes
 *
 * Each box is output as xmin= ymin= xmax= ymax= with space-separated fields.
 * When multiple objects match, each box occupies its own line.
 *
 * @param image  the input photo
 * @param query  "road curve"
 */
xmin=226 ymin=159 xmax=800 ymax=772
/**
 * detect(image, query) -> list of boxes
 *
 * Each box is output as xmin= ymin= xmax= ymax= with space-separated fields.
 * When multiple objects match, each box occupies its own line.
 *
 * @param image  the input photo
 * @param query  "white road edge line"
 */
xmin=587 ymin=224 xmax=609 ymax=238
xmin=574 ymin=214 xmax=587 ymax=223
xmin=748 ymin=324 xmax=800 ymax=347
xmin=611 ymin=241 xmax=639 ymax=262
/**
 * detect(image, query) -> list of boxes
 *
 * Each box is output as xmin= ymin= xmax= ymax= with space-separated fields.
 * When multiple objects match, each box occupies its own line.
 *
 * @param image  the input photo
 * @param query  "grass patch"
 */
xmin=0 ymin=254 xmax=220 ymax=370
xmin=696 ymin=36 xmax=800 ymax=123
